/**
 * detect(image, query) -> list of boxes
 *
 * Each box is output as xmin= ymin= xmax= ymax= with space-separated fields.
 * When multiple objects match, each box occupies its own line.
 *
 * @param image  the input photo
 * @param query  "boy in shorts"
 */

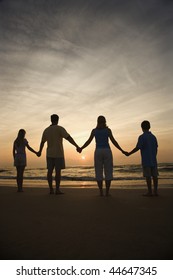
xmin=126 ymin=121 xmax=158 ymax=196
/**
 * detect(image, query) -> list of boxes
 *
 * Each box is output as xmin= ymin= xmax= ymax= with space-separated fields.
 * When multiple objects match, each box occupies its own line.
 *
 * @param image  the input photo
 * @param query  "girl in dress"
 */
xmin=13 ymin=129 xmax=38 ymax=192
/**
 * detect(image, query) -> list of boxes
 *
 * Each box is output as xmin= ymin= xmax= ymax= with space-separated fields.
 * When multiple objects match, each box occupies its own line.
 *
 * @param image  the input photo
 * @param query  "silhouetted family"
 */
xmin=13 ymin=114 xmax=158 ymax=197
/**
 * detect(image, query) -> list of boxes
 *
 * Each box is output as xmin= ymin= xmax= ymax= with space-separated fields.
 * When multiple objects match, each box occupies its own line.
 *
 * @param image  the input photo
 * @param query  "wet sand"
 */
xmin=0 ymin=184 xmax=173 ymax=260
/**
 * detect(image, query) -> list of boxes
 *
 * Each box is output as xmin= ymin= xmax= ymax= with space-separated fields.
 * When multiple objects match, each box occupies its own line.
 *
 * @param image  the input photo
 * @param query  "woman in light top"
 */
xmin=79 ymin=116 xmax=126 ymax=196
xmin=13 ymin=129 xmax=38 ymax=192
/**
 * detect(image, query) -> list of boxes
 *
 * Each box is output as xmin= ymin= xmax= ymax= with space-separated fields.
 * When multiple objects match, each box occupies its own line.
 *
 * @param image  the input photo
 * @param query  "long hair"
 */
xmin=15 ymin=129 xmax=26 ymax=147
xmin=96 ymin=115 xmax=108 ymax=129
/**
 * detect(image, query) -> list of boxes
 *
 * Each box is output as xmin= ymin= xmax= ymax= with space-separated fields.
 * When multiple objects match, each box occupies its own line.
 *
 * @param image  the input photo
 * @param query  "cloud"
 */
xmin=0 ymin=0 xmax=173 ymax=165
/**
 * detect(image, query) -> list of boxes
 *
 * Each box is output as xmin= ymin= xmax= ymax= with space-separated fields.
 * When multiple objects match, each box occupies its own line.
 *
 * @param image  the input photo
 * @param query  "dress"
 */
xmin=14 ymin=139 xmax=28 ymax=166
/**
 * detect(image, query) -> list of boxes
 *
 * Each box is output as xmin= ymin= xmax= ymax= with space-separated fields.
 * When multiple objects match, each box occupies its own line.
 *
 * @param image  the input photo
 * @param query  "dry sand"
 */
xmin=0 ymin=184 xmax=173 ymax=260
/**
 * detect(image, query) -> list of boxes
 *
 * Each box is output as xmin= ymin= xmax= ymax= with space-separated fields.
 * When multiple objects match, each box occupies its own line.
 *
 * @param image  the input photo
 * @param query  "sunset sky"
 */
xmin=0 ymin=0 xmax=173 ymax=168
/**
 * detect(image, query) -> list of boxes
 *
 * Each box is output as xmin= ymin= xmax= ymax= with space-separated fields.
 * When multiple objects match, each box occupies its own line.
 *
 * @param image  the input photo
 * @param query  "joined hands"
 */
xmin=122 ymin=150 xmax=129 ymax=156
xmin=76 ymin=147 xmax=82 ymax=153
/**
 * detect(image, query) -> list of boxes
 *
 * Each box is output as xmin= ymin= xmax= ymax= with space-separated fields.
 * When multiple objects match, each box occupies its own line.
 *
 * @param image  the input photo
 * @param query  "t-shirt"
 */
xmin=41 ymin=125 xmax=69 ymax=158
xmin=136 ymin=131 xmax=158 ymax=167
xmin=93 ymin=128 xmax=110 ymax=149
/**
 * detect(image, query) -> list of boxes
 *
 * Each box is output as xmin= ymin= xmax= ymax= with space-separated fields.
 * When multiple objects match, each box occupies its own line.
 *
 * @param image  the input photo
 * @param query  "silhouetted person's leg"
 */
xmin=94 ymin=150 xmax=104 ymax=196
xmin=145 ymin=177 xmax=152 ymax=196
xmin=105 ymin=180 xmax=111 ymax=196
xmin=16 ymin=166 xmax=25 ymax=192
xmin=97 ymin=180 xmax=103 ymax=196
xmin=153 ymin=176 xmax=158 ymax=196
xmin=104 ymin=150 xmax=113 ymax=196
xmin=47 ymin=167 xmax=54 ymax=194
xmin=55 ymin=168 xmax=64 ymax=194
xmin=16 ymin=167 xmax=20 ymax=190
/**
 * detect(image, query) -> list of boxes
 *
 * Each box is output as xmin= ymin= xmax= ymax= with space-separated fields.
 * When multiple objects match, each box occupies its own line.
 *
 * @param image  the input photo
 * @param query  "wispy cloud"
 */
xmin=0 ymin=0 xmax=173 ymax=165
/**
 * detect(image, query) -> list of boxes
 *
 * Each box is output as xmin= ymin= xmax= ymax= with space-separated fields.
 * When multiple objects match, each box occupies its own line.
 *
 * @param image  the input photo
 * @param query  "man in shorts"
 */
xmin=126 ymin=120 xmax=158 ymax=196
xmin=38 ymin=114 xmax=80 ymax=194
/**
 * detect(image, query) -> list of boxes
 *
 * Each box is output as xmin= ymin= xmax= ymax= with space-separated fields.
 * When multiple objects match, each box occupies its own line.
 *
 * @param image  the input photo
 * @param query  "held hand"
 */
xmin=76 ymin=147 xmax=82 ymax=153
xmin=122 ymin=151 xmax=129 ymax=156
xmin=36 ymin=151 xmax=41 ymax=157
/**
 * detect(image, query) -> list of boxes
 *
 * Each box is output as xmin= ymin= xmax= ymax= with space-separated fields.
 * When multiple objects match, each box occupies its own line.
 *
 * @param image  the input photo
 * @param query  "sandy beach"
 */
xmin=0 ymin=183 xmax=173 ymax=260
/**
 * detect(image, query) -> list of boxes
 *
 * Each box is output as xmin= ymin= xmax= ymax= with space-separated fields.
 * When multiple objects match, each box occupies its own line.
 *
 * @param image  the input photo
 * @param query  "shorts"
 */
xmin=14 ymin=154 xmax=26 ymax=166
xmin=143 ymin=166 xmax=159 ymax=177
xmin=47 ymin=157 xmax=65 ymax=170
xmin=94 ymin=148 xmax=113 ymax=181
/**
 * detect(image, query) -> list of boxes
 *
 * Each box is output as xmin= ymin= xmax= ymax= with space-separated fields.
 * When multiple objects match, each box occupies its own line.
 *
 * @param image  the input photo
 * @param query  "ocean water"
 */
xmin=0 ymin=163 xmax=173 ymax=187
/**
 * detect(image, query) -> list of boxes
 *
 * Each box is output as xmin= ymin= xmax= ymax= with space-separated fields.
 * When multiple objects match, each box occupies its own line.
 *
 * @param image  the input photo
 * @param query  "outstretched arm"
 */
xmin=13 ymin=143 xmax=16 ymax=160
xmin=80 ymin=130 xmax=94 ymax=151
xmin=109 ymin=129 xmax=124 ymax=152
xmin=66 ymin=135 xmax=80 ymax=151
xmin=37 ymin=141 xmax=45 ymax=157
xmin=26 ymin=143 xmax=38 ymax=155
xmin=128 ymin=146 xmax=140 ymax=156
